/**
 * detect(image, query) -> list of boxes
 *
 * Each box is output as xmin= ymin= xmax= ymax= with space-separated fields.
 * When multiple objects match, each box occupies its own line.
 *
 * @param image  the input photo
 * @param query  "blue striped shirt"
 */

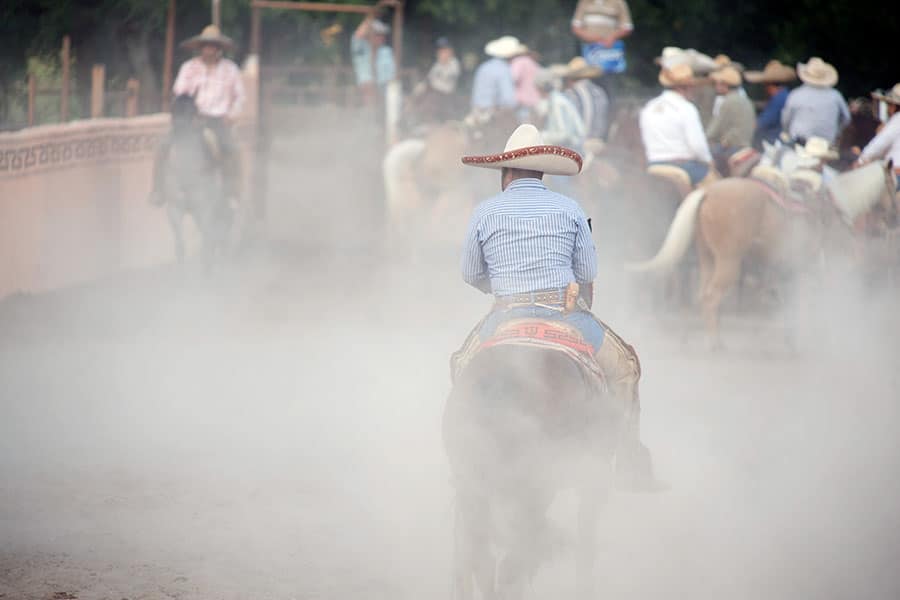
xmin=461 ymin=178 xmax=597 ymax=296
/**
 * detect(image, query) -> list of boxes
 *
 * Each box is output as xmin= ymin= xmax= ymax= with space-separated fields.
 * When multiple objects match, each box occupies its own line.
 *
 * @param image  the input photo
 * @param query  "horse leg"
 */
xmin=167 ymin=202 xmax=185 ymax=263
xmin=496 ymin=488 xmax=550 ymax=600
xmin=576 ymin=461 xmax=613 ymax=600
xmin=701 ymin=253 xmax=741 ymax=350
xmin=453 ymin=487 xmax=496 ymax=600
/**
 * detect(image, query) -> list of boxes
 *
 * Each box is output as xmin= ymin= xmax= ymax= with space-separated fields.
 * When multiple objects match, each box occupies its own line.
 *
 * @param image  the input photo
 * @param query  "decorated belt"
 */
xmin=495 ymin=289 xmax=567 ymax=308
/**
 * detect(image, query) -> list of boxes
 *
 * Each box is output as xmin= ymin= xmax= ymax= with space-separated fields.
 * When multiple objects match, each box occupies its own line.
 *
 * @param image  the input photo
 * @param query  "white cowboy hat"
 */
xmin=484 ymin=35 xmax=526 ymax=59
xmin=564 ymin=57 xmax=603 ymax=80
xmin=797 ymin=57 xmax=838 ymax=88
xmin=181 ymin=24 xmax=235 ymax=51
xmin=713 ymin=54 xmax=745 ymax=73
xmin=709 ymin=65 xmax=742 ymax=87
xmin=744 ymin=60 xmax=797 ymax=84
xmin=795 ymin=136 xmax=839 ymax=161
xmin=659 ymin=63 xmax=699 ymax=88
xmin=872 ymin=83 xmax=900 ymax=105
xmin=370 ymin=20 xmax=391 ymax=35
xmin=461 ymin=124 xmax=583 ymax=176
xmin=655 ymin=47 xmax=718 ymax=75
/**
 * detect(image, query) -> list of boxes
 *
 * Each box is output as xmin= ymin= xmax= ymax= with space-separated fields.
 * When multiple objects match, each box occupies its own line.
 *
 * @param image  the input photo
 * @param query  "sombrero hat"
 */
xmin=713 ymin=54 xmax=745 ymax=73
xmin=484 ymin=36 xmax=526 ymax=59
xmin=797 ymin=57 xmax=838 ymax=88
xmin=181 ymin=25 xmax=235 ymax=51
xmin=795 ymin=137 xmax=839 ymax=161
xmin=659 ymin=63 xmax=699 ymax=88
xmin=461 ymin=124 xmax=583 ymax=176
xmin=744 ymin=60 xmax=797 ymax=84
xmin=872 ymin=83 xmax=900 ymax=105
xmin=564 ymin=57 xmax=603 ymax=80
xmin=655 ymin=47 xmax=717 ymax=75
xmin=709 ymin=65 xmax=742 ymax=87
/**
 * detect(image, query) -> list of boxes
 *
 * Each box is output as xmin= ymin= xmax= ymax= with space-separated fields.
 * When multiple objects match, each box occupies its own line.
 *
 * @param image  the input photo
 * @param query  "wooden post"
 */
xmin=392 ymin=1 xmax=403 ymax=81
xmin=125 ymin=78 xmax=140 ymax=117
xmin=27 ymin=74 xmax=36 ymax=126
xmin=91 ymin=64 xmax=106 ymax=118
xmin=212 ymin=0 xmax=221 ymax=28
xmin=162 ymin=0 xmax=176 ymax=111
xmin=250 ymin=5 xmax=261 ymax=55
xmin=60 ymin=35 xmax=71 ymax=121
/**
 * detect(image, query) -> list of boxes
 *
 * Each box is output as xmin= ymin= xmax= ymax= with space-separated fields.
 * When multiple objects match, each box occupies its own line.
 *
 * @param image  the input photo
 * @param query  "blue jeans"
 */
xmin=649 ymin=160 xmax=709 ymax=185
xmin=478 ymin=306 xmax=605 ymax=352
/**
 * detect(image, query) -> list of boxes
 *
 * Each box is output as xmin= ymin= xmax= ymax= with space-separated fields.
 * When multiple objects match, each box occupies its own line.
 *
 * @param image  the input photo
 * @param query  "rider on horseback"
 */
xmin=458 ymin=124 xmax=661 ymax=490
xmin=150 ymin=25 xmax=245 ymax=206
xmin=640 ymin=63 xmax=713 ymax=187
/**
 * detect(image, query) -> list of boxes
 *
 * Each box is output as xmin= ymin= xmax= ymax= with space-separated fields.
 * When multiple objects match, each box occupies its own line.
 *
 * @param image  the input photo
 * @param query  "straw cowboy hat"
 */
xmin=713 ymin=54 xmax=745 ymax=72
xmin=461 ymin=124 xmax=583 ymax=176
xmin=534 ymin=67 xmax=564 ymax=92
xmin=564 ymin=57 xmax=603 ymax=80
xmin=796 ymin=136 xmax=839 ymax=161
xmin=709 ymin=65 xmax=742 ymax=87
xmin=744 ymin=60 xmax=797 ymax=84
xmin=872 ymin=83 xmax=900 ymax=105
xmin=659 ymin=63 xmax=698 ymax=88
xmin=181 ymin=25 xmax=235 ymax=51
xmin=655 ymin=47 xmax=717 ymax=75
xmin=484 ymin=36 xmax=526 ymax=59
xmin=797 ymin=57 xmax=838 ymax=88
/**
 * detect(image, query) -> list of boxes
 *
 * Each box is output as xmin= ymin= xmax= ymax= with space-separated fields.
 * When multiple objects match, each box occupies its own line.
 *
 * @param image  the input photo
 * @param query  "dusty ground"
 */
xmin=2 ymin=112 xmax=900 ymax=600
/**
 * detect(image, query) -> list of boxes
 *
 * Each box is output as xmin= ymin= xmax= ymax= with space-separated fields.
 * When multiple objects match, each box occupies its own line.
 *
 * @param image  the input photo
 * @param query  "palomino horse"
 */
xmin=627 ymin=161 xmax=897 ymax=346
xmin=157 ymin=95 xmax=231 ymax=266
xmin=444 ymin=344 xmax=625 ymax=600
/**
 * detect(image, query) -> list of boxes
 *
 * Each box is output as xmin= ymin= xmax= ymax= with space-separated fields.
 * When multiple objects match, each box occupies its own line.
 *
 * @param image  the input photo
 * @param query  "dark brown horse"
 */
xmin=444 ymin=345 xmax=625 ymax=600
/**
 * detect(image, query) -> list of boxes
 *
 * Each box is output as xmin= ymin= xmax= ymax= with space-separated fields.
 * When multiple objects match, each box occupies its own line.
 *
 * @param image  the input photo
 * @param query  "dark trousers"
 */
xmin=202 ymin=116 xmax=241 ymax=200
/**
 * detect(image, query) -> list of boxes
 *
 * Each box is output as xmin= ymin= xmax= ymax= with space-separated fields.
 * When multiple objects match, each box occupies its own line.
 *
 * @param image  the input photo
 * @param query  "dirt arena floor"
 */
xmin=2 ymin=111 xmax=900 ymax=599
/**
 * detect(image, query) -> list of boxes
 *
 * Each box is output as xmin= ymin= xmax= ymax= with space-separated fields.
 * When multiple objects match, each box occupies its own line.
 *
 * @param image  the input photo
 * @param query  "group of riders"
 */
xmin=150 ymin=12 xmax=900 ymax=495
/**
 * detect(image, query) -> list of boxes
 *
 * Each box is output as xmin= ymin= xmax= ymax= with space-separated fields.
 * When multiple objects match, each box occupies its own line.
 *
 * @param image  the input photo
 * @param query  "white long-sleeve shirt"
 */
xmin=859 ymin=112 xmax=900 ymax=166
xmin=639 ymin=90 xmax=712 ymax=163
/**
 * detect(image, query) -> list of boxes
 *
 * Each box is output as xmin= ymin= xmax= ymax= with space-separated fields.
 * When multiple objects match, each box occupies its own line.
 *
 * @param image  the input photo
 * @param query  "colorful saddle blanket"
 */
xmin=450 ymin=318 xmax=606 ymax=389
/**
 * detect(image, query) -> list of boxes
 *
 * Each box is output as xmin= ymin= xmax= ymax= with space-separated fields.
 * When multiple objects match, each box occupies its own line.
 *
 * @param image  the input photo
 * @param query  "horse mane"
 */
xmin=827 ymin=162 xmax=888 ymax=222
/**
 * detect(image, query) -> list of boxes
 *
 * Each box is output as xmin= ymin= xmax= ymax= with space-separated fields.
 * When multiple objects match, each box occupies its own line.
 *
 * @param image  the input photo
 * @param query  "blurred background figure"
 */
xmin=781 ymin=57 xmax=849 ymax=145
xmin=424 ymin=37 xmax=461 ymax=122
xmin=351 ymin=14 xmax=395 ymax=108
xmin=745 ymin=59 xmax=797 ymax=149
xmin=562 ymin=57 xmax=610 ymax=143
xmin=571 ymin=0 xmax=633 ymax=80
xmin=856 ymin=84 xmax=900 ymax=188
xmin=706 ymin=65 xmax=755 ymax=175
xmin=510 ymin=44 xmax=542 ymax=122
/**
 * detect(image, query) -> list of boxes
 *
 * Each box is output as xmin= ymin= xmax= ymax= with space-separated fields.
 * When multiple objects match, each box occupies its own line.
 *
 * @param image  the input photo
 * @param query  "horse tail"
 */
xmin=382 ymin=138 xmax=426 ymax=219
xmin=626 ymin=188 xmax=706 ymax=273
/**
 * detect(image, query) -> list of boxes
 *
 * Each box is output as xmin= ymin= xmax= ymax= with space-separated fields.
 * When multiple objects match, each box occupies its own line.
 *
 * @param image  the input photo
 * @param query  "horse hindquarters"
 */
xmin=444 ymin=347 xmax=619 ymax=600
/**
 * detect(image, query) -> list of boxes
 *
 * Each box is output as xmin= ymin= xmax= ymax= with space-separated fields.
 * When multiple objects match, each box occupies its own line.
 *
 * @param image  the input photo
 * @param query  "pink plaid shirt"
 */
xmin=172 ymin=57 xmax=245 ymax=119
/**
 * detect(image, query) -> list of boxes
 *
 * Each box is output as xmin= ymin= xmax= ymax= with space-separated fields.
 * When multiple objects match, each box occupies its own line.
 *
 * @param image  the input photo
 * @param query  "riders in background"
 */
xmin=857 ymin=84 xmax=900 ymax=188
xmin=706 ymin=66 xmax=755 ymax=175
xmin=170 ymin=24 xmax=245 ymax=203
xmin=571 ymin=0 xmax=633 ymax=77
xmin=837 ymin=98 xmax=881 ymax=168
xmin=351 ymin=13 xmax=396 ymax=107
xmin=469 ymin=35 xmax=519 ymax=124
xmin=562 ymin=57 xmax=611 ymax=142
xmin=744 ymin=60 xmax=797 ymax=148
xmin=781 ymin=57 xmax=850 ymax=146
xmin=509 ymin=44 xmax=542 ymax=122
xmin=459 ymin=124 xmax=659 ymax=489
xmin=639 ymin=63 xmax=713 ymax=186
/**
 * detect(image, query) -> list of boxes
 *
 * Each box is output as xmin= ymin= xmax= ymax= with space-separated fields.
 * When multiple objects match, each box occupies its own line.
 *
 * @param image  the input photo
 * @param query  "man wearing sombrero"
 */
xmin=469 ymin=36 xmax=520 ymax=124
xmin=781 ymin=57 xmax=850 ymax=146
xmin=639 ymin=63 xmax=713 ymax=186
xmin=562 ymin=57 xmax=611 ymax=142
xmin=857 ymin=84 xmax=900 ymax=187
xmin=171 ymin=24 xmax=246 ymax=201
xmin=459 ymin=124 xmax=659 ymax=489
xmin=744 ymin=60 xmax=796 ymax=148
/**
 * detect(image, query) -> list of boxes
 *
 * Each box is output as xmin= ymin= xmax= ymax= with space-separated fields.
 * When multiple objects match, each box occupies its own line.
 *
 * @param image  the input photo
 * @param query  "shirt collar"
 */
xmin=505 ymin=178 xmax=547 ymax=192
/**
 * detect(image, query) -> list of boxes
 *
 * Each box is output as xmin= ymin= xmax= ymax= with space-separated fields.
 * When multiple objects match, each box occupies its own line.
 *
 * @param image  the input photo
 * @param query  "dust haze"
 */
xmin=2 ymin=104 xmax=900 ymax=600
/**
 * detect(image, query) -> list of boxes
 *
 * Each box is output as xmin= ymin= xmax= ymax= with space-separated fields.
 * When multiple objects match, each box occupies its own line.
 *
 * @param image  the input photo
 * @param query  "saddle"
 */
xmin=728 ymin=147 xmax=761 ymax=177
xmin=646 ymin=164 xmax=693 ymax=198
xmin=451 ymin=318 xmax=606 ymax=389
